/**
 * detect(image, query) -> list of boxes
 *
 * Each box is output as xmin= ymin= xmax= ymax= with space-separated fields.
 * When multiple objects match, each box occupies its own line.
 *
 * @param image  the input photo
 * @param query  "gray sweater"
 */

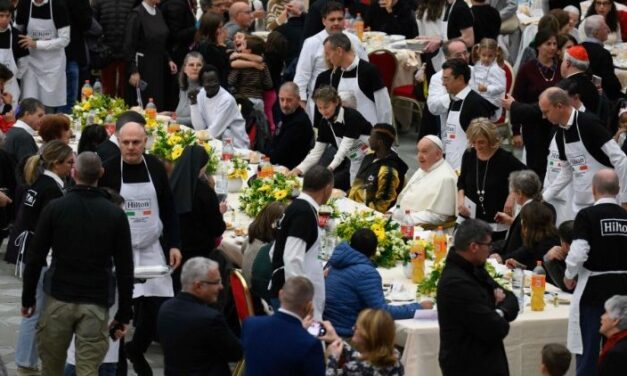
xmin=174 ymin=81 xmax=199 ymax=126
xmin=3 ymin=125 xmax=38 ymax=164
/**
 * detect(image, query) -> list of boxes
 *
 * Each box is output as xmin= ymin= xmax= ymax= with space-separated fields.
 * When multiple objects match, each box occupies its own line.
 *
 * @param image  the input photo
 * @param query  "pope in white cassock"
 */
xmin=190 ymin=66 xmax=250 ymax=149
xmin=394 ymin=135 xmax=458 ymax=225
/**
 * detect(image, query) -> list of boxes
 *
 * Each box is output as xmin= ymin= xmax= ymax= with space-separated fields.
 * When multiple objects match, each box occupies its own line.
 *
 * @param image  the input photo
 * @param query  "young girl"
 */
xmin=471 ymin=38 xmax=506 ymax=118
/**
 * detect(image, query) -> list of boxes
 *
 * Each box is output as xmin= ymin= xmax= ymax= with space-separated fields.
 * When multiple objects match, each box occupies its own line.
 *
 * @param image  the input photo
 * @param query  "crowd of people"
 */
xmin=0 ymin=0 xmax=625 ymax=375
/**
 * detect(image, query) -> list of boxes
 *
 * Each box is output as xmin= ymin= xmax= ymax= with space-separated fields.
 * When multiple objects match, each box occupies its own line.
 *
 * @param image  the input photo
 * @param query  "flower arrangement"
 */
xmin=417 ymin=259 xmax=506 ymax=298
xmin=334 ymin=211 xmax=410 ymax=268
xmin=71 ymin=94 xmax=128 ymax=128
xmin=203 ymin=142 xmax=220 ymax=175
xmin=239 ymin=173 xmax=301 ymax=217
xmin=150 ymin=126 xmax=197 ymax=161
xmin=227 ymin=156 xmax=249 ymax=180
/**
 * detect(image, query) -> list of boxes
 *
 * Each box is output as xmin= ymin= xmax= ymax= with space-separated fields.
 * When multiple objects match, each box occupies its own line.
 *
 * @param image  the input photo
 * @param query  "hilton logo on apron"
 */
xmin=125 ymin=199 xmax=152 ymax=221
xmin=601 ymin=219 xmax=627 ymax=236
xmin=24 ymin=190 xmax=37 ymax=207
xmin=570 ymin=154 xmax=588 ymax=171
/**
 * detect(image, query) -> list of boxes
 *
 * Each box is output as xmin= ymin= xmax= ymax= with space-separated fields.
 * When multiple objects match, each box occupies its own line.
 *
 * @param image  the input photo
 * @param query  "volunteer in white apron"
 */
xmin=544 ymin=135 xmax=574 ymax=225
xmin=0 ymin=27 xmax=20 ymax=108
xmin=444 ymin=97 xmax=466 ymax=171
xmin=18 ymin=0 xmax=69 ymax=108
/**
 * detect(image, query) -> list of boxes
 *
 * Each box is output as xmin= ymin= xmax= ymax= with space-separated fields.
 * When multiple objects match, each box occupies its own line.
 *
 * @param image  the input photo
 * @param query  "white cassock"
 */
xmin=190 ymin=87 xmax=250 ymax=149
xmin=395 ymin=159 xmax=458 ymax=225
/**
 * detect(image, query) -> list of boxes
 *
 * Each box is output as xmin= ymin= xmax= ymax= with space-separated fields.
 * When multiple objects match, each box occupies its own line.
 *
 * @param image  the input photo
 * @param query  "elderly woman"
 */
xmin=175 ymin=52 xmax=203 ymax=126
xmin=599 ymin=295 xmax=627 ymax=375
xmin=457 ymin=118 xmax=526 ymax=240
xmin=38 ymin=114 xmax=71 ymax=144
xmin=512 ymin=28 xmax=561 ymax=181
xmin=580 ymin=0 xmax=623 ymax=44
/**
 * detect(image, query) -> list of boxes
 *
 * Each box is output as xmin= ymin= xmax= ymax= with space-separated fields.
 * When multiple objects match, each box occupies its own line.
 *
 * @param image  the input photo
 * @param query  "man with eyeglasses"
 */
xmin=224 ymin=1 xmax=254 ymax=49
xmin=437 ymin=219 xmax=519 ymax=375
xmin=158 ymin=257 xmax=242 ymax=375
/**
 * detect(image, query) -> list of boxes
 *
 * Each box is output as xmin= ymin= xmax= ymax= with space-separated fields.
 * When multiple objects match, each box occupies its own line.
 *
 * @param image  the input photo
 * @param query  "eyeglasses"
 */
xmin=475 ymin=241 xmax=493 ymax=249
xmin=199 ymin=279 xmax=222 ymax=286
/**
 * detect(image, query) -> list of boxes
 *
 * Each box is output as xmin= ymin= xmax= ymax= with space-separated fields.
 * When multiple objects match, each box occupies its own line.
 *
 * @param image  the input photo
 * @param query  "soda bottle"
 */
xmin=354 ymin=13 xmax=364 ymax=41
xmin=400 ymin=209 xmax=414 ymax=242
xmin=260 ymin=157 xmax=273 ymax=178
xmin=168 ymin=113 xmax=180 ymax=133
xmin=145 ymin=98 xmax=157 ymax=121
xmin=343 ymin=8 xmax=354 ymax=31
xmin=93 ymin=79 xmax=103 ymax=95
xmin=513 ymin=267 xmax=525 ymax=313
xmin=81 ymin=80 xmax=93 ymax=101
xmin=222 ymin=137 xmax=234 ymax=161
xmin=104 ymin=112 xmax=115 ymax=136
xmin=410 ymin=238 xmax=425 ymax=283
xmin=531 ymin=261 xmax=546 ymax=311
xmin=433 ymin=225 xmax=447 ymax=262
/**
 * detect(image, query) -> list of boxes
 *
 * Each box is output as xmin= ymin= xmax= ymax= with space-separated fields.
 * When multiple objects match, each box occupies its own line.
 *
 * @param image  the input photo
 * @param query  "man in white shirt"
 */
xmin=293 ymin=1 xmax=367 ymax=120
xmin=394 ymin=135 xmax=457 ymax=226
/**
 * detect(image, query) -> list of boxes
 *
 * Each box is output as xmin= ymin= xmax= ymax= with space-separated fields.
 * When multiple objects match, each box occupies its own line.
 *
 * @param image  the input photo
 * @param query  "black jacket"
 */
xmin=160 ymin=0 xmax=197 ymax=66
xmin=65 ymin=0 xmax=92 ymax=65
xmin=92 ymin=0 xmax=138 ymax=58
xmin=269 ymin=107 xmax=314 ymax=169
xmin=157 ymin=292 xmax=242 ymax=375
xmin=196 ymin=42 xmax=230 ymax=88
xmin=266 ymin=15 xmax=306 ymax=85
xmin=452 ymin=89 xmax=497 ymax=132
xmin=582 ymin=41 xmax=624 ymax=101
xmin=599 ymin=334 xmax=627 ymax=376
xmin=22 ymin=186 xmax=134 ymax=323
xmin=560 ymin=72 xmax=600 ymax=116
xmin=437 ymin=250 xmax=518 ymax=376
xmin=95 ymin=139 xmax=120 ymax=163
xmin=367 ymin=0 xmax=418 ymax=39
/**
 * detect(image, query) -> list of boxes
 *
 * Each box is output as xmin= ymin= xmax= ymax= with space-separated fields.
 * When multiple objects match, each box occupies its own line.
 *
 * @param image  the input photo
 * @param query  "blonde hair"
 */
xmin=466 ymin=118 xmax=500 ymax=149
xmin=24 ymin=140 xmax=73 ymax=185
xmin=354 ymin=309 xmax=398 ymax=368
xmin=471 ymin=38 xmax=505 ymax=66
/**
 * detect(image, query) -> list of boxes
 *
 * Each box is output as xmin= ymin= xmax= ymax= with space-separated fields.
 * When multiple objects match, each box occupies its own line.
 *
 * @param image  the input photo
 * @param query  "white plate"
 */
xmin=388 ymin=41 xmax=407 ymax=50
xmin=389 ymin=291 xmax=415 ymax=301
xmin=389 ymin=34 xmax=404 ymax=43
xmin=135 ymin=266 xmax=171 ymax=279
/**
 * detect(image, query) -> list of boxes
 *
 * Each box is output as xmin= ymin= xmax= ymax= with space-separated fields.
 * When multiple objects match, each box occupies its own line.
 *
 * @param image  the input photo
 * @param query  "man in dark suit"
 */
xmin=242 ymin=276 xmax=325 ymax=376
xmin=95 ymin=110 xmax=146 ymax=163
xmin=559 ymin=45 xmax=600 ymax=116
xmin=157 ymin=257 xmax=242 ymax=375
xmin=437 ymin=219 xmax=519 ymax=375
xmin=581 ymin=15 xmax=623 ymax=102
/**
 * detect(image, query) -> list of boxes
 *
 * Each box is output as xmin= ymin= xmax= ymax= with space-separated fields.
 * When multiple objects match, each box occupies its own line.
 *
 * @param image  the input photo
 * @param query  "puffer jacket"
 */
xmin=92 ymin=0 xmax=137 ymax=59
xmin=323 ymin=242 xmax=420 ymax=337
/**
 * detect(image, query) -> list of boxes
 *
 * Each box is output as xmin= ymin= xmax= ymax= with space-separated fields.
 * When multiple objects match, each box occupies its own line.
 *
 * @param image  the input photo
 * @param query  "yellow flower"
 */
xmin=258 ymin=184 xmax=271 ymax=191
xmin=204 ymin=143 xmax=212 ymax=153
xmin=82 ymin=102 xmax=91 ymax=111
xmin=171 ymin=145 xmax=184 ymax=160
xmin=273 ymin=189 xmax=288 ymax=200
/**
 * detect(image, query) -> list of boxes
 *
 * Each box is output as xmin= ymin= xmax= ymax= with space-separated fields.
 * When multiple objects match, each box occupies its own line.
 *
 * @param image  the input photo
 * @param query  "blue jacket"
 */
xmin=242 ymin=311 xmax=325 ymax=376
xmin=324 ymin=242 xmax=420 ymax=337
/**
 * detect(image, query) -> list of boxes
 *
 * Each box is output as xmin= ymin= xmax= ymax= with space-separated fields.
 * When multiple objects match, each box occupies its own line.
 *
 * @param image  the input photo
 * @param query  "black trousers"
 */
xmin=128 ymin=296 xmax=168 ymax=353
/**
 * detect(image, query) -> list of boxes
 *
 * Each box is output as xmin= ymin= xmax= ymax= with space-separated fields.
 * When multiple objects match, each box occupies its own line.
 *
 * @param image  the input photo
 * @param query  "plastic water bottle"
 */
xmin=513 ymin=267 xmax=525 ymax=313
xmin=145 ymin=98 xmax=157 ymax=121
xmin=400 ymin=209 xmax=415 ymax=242
xmin=93 ymin=79 xmax=103 ymax=95
xmin=531 ymin=261 xmax=546 ymax=311
xmin=253 ymin=0 xmax=265 ymax=31
xmin=222 ymin=137 xmax=234 ymax=161
xmin=354 ymin=13 xmax=364 ymax=41
xmin=343 ymin=8 xmax=354 ymax=31
xmin=86 ymin=110 xmax=96 ymax=125
xmin=81 ymin=80 xmax=93 ymax=101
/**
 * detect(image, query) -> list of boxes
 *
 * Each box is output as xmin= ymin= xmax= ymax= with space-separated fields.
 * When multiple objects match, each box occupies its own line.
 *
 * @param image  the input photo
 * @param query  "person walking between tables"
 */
xmin=539 ymin=87 xmax=627 ymax=213
xmin=563 ymin=169 xmax=627 ymax=376
xmin=99 ymin=122 xmax=182 ymax=376
xmin=437 ymin=219 xmax=519 ymax=375
xmin=21 ymin=152 xmax=134 ymax=376
xmin=15 ymin=0 xmax=70 ymax=111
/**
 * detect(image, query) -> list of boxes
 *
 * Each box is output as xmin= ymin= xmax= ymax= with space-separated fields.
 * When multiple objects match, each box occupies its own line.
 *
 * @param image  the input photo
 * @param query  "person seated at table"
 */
xmin=175 ymin=52 xmax=203 ymax=127
xmin=394 ymin=135 xmax=457 ymax=227
xmin=543 ymin=220 xmax=575 ymax=293
xmin=290 ymin=86 xmax=372 ymax=190
xmin=599 ymin=295 xmax=627 ymax=375
xmin=169 ymin=145 xmax=227 ymax=293
xmin=324 ymin=228 xmax=432 ymax=338
xmin=190 ymin=64 xmax=250 ymax=149
xmin=366 ymin=0 xmax=418 ymax=39
xmin=540 ymin=343 xmax=572 ymax=376
xmin=77 ymin=125 xmax=108 ymax=154
xmin=348 ymin=124 xmax=408 ymax=213
xmin=502 ymin=201 xmax=560 ymax=271
xmin=581 ymin=15 xmax=624 ymax=101
xmin=322 ymin=309 xmax=404 ymax=375
xmin=38 ymin=114 xmax=71 ymax=145
xmin=580 ymin=0 xmax=624 ymax=44
xmin=241 ymin=201 xmax=286 ymax=284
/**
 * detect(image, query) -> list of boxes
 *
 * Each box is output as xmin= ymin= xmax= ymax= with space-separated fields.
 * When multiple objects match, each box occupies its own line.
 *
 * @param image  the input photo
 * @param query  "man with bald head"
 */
xmin=224 ymin=1 xmax=253 ymax=48
xmin=96 ymin=110 xmax=147 ymax=163
xmin=539 ymin=87 xmax=627 ymax=215
xmin=269 ymin=82 xmax=314 ymax=169
xmin=562 ymin=168 xmax=627 ymax=375
xmin=394 ymin=135 xmax=458 ymax=226
xmin=99 ymin=122 xmax=182 ymax=375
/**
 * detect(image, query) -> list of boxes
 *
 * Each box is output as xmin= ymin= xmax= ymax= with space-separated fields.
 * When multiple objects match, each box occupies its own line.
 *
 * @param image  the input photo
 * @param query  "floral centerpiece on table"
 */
xmin=202 ymin=142 xmax=220 ymax=175
xmin=150 ymin=126 xmax=197 ymax=162
xmin=417 ymin=259 xmax=506 ymax=298
xmin=71 ymin=94 xmax=128 ymax=128
xmin=334 ymin=211 xmax=409 ymax=268
xmin=227 ymin=155 xmax=249 ymax=180
xmin=239 ymin=173 xmax=301 ymax=217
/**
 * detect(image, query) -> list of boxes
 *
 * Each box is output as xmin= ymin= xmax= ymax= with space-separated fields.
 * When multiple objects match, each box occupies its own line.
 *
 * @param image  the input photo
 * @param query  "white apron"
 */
xmin=444 ymin=99 xmax=467 ymax=170
xmin=300 ymin=199 xmax=325 ymax=320
xmin=21 ymin=0 xmax=66 ymax=107
xmin=567 ymin=268 xmax=627 ymax=354
xmin=336 ymin=63 xmax=378 ymax=125
xmin=563 ymin=116 xmax=608 ymax=214
xmin=120 ymin=158 xmax=173 ymax=298
xmin=545 ymin=136 xmax=574 ymax=225
xmin=327 ymin=117 xmax=369 ymax=183
xmin=0 ymin=28 xmax=20 ymax=108
xmin=430 ymin=9 xmax=448 ymax=71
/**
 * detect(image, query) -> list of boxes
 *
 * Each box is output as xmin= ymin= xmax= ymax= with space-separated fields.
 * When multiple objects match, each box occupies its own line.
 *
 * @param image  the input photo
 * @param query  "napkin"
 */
xmin=414 ymin=309 xmax=438 ymax=320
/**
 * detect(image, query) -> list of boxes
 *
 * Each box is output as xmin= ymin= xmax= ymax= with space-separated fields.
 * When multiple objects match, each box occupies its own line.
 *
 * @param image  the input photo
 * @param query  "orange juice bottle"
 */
xmin=433 ymin=226 xmax=447 ymax=262
xmin=410 ymin=239 xmax=425 ymax=283
xmin=531 ymin=261 xmax=546 ymax=311
xmin=354 ymin=13 xmax=364 ymax=41
xmin=260 ymin=157 xmax=274 ymax=178
xmin=145 ymin=98 xmax=157 ymax=121
xmin=81 ymin=80 xmax=93 ymax=101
